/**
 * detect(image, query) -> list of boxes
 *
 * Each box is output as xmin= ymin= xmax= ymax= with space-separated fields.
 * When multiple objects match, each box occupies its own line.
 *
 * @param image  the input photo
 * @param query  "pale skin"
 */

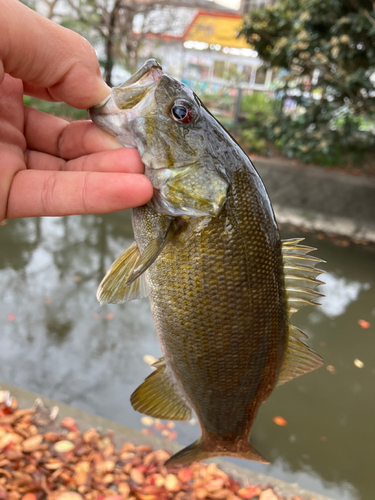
xmin=0 ymin=0 xmax=153 ymax=220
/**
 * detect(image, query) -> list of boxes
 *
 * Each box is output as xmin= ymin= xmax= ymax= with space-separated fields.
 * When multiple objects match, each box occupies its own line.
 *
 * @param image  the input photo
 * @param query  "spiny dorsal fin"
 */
xmin=97 ymin=242 xmax=150 ymax=305
xmin=278 ymin=239 xmax=325 ymax=384
xmin=130 ymin=358 xmax=192 ymax=421
xmin=282 ymin=238 xmax=325 ymax=316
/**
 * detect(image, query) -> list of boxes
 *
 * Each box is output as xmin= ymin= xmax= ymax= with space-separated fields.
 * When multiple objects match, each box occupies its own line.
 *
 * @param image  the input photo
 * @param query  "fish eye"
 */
xmin=170 ymin=99 xmax=196 ymax=124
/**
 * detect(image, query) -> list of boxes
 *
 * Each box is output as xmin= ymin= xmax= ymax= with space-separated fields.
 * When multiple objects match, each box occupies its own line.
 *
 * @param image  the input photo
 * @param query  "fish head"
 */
xmin=89 ymin=59 xmax=228 ymax=217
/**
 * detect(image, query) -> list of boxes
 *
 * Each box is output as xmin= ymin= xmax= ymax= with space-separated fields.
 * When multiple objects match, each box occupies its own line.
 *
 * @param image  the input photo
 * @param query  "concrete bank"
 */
xmin=0 ymin=382 xmax=333 ymax=500
xmin=252 ymin=157 xmax=375 ymax=242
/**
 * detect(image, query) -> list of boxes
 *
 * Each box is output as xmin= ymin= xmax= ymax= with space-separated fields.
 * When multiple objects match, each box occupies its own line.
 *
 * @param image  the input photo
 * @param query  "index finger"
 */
xmin=0 ymin=0 xmax=109 ymax=108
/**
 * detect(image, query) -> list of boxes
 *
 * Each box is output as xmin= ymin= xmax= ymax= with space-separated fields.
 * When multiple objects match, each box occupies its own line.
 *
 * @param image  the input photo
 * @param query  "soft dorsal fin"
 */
xmin=277 ymin=334 xmax=323 ymax=386
xmin=130 ymin=358 xmax=192 ymax=421
xmin=97 ymin=242 xmax=150 ymax=305
xmin=278 ymin=239 xmax=325 ymax=385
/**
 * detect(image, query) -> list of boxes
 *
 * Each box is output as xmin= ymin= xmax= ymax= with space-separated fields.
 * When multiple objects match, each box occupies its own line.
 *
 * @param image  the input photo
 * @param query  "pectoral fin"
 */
xmin=97 ymin=242 xmax=150 ymax=305
xmin=130 ymin=358 xmax=192 ymax=421
xmin=125 ymin=219 xmax=174 ymax=286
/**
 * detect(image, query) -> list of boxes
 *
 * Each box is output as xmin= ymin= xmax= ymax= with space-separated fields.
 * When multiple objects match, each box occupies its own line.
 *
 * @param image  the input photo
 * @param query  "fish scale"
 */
xmin=91 ymin=59 xmax=324 ymax=467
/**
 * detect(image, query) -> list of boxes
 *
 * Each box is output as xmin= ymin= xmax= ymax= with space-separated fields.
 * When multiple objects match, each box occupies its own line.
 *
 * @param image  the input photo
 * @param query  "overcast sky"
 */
xmin=213 ymin=0 xmax=241 ymax=10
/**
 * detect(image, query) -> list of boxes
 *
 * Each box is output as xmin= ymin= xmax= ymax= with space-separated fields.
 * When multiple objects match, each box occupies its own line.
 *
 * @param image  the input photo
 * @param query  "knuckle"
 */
xmin=41 ymin=172 xmax=58 ymax=215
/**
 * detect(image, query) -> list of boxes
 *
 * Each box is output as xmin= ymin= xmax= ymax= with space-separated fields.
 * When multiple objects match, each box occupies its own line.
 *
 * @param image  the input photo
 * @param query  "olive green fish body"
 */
xmin=132 ymin=161 xmax=288 ymax=455
xmin=91 ymin=60 xmax=324 ymax=467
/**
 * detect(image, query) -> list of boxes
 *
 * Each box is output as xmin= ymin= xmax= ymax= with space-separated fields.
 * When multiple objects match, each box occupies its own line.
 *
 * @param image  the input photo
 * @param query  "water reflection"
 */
xmin=320 ymin=273 xmax=371 ymax=318
xmin=0 ymin=213 xmax=374 ymax=500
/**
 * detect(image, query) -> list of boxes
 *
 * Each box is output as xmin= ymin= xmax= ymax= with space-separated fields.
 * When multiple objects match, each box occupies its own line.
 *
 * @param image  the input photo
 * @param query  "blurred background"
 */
xmin=2 ymin=1 xmax=375 ymax=500
xmin=23 ymin=0 xmax=375 ymax=170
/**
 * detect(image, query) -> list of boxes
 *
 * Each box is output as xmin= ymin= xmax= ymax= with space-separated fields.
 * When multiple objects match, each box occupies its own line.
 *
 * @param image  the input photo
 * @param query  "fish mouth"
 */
xmin=91 ymin=59 xmax=163 ymax=114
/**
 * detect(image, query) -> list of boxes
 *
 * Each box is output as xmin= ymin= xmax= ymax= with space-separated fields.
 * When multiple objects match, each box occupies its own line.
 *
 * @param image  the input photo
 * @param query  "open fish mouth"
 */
xmin=91 ymin=59 xmax=163 ymax=114
xmin=89 ymin=59 xmax=163 ymax=147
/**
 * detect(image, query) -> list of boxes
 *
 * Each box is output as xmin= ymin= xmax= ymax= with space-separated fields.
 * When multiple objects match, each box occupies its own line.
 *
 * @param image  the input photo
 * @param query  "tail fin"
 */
xmin=164 ymin=438 xmax=269 ymax=468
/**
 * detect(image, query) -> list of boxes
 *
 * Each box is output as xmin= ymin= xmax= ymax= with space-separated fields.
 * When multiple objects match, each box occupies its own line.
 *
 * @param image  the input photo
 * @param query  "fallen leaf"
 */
xmin=273 ymin=416 xmax=288 ymax=426
xmin=22 ymin=435 xmax=43 ymax=452
xmin=164 ymin=473 xmax=181 ymax=492
xmin=21 ymin=494 xmax=36 ymax=500
xmin=141 ymin=429 xmax=154 ymax=435
xmin=106 ymin=313 xmax=114 ymax=320
xmin=7 ymin=314 xmax=16 ymax=322
xmin=354 ymin=359 xmax=364 ymax=368
xmin=141 ymin=416 xmax=154 ymax=427
xmin=73 ymin=275 xmax=82 ymax=282
xmin=55 ymin=494 xmax=83 ymax=500
xmin=167 ymin=431 xmax=177 ymax=441
xmin=178 ymin=468 xmax=192 ymax=483
xmin=54 ymin=440 xmax=75 ymax=453
xmin=259 ymin=489 xmax=278 ymax=500
xmin=358 ymin=319 xmax=370 ymax=329
xmin=61 ymin=417 xmax=78 ymax=431
xmin=326 ymin=365 xmax=336 ymax=374
xmin=238 ymin=486 xmax=262 ymax=499
xmin=318 ymin=435 xmax=328 ymax=442
xmin=93 ymin=313 xmax=100 ymax=319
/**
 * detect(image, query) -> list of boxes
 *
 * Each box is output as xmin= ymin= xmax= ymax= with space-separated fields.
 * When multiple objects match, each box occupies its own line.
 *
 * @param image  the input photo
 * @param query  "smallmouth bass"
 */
xmin=90 ymin=60 xmax=324 ymax=467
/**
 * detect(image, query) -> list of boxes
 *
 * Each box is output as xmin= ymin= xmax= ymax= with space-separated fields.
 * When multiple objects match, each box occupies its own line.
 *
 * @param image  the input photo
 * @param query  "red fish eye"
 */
xmin=170 ymin=100 xmax=195 ymax=124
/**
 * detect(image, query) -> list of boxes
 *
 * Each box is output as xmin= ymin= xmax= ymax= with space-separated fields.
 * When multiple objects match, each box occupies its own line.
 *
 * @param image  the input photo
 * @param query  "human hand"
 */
xmin=0 ymin=0 xmax=153 ymax=220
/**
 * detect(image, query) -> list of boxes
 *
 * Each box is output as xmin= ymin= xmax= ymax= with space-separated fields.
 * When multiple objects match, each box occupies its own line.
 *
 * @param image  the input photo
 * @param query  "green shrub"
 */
xmin=23 ymin=96 xmax=88 ymax=121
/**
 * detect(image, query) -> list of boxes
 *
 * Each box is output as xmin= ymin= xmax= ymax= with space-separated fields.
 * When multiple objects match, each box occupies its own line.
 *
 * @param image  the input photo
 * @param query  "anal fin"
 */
xmin=130 ymin=358 xmax=192 ymax=421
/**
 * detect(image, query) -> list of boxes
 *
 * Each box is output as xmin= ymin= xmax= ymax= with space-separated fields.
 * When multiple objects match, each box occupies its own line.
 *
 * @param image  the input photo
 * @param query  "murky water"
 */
xmin=1 ymin=212 xmax=374 ymax=500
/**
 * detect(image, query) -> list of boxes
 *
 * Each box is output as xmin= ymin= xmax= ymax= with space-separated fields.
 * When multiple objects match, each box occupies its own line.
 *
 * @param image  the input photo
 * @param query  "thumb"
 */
xmin=0 ymin=0 xmax=110 ymax=108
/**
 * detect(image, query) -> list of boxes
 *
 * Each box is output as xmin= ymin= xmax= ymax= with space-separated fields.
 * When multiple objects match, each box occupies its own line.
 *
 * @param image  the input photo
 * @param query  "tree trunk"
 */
xmin=104 ymin=0 xmax=122 ymax=87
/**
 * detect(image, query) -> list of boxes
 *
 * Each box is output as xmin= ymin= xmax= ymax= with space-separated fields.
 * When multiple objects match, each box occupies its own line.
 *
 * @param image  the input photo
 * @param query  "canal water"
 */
xmin=0 ymin=212 xmax=374 ymax=500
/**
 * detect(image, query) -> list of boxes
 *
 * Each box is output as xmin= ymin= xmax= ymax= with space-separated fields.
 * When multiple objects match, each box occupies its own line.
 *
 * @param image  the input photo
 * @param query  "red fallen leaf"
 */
xmin=141 ymin=429 xmax=154 ymax=435
xmin=106 ymin=313 xmax=114 ymax=320
xmin=167 ymin=431 xmax=177 ymax=441
xmin=178 ymin=467 xmax=192 ymax=483
xmin=238 ymin=485 xmax=262 ymax=499
xmin=21 ymin=494 xmax=37 ymax=500
xmin=273 ymin=416 xmax=287 ymax=426
xmin=358 ymin=319 xmax=370 ymax=329
xmin=154 ymin=421 xmax=168 ymax=431
xmin=61 ymin=417 xmax=78 ymax=432
xmin=7 ymin=314 xmax=16 ymax=321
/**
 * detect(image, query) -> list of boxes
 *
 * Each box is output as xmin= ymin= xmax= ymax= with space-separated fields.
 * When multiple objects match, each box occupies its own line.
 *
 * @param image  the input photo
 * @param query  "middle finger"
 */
xmin=26 ymin=148 xmax=144 ymax=173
